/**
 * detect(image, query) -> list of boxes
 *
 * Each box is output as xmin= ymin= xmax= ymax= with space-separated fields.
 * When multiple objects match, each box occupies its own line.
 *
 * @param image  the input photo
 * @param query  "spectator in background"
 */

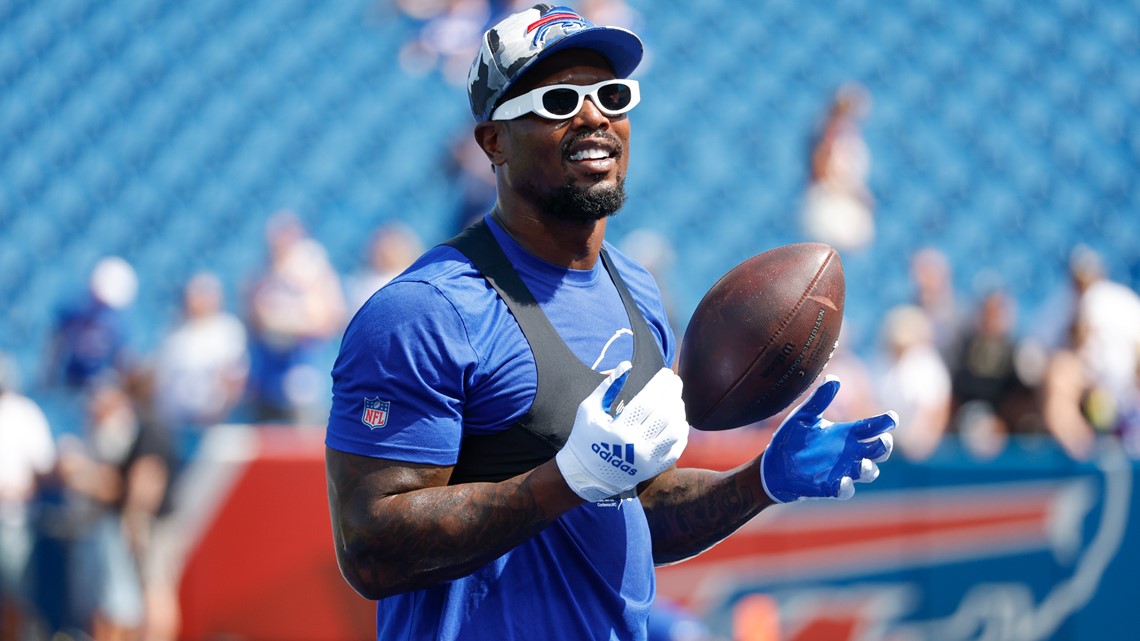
xmin=1040 ymin=313 xmax=1100 ymax=461
xmin=909 ymin=246 xmax=963 ymax=364
xmin=0 ymin=354 xmax=56 ymax=640
xmin=245 ymin=211 xmax=346 ymax=424
xmin=56 ymin=379 xmax=174 ymax=641
xmin=149 ymin=272 xmax=248 ymax=466
xmin=1033 ymin=245 xmax=1140 ymax=461
xmin=949 ymin=289 xmax=1032 ymax=459
xmin=345 ymin=222 xmax=424 ymax=313
xmin=45 ymin=256 xmax=139 ymax=391
xmin=1065 ymin=245 xmax=1140 ymax=410
xmin=876 ymin=305 xmax=952 ymax=461
xmin=1039 ymin=240 xmax=1140 ymax=454
xmin=801 ymin=83 xmax=875 ymax=253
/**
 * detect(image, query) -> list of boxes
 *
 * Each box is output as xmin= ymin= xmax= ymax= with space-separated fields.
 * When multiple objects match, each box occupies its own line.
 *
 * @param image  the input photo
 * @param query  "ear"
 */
xmin=473 ymin=122 xmax=508 ymax=168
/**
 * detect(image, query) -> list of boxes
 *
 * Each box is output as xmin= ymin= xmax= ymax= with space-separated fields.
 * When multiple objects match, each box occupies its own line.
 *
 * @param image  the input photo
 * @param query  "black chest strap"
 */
xmin=443 ymin=219 xmax=665 ymax=484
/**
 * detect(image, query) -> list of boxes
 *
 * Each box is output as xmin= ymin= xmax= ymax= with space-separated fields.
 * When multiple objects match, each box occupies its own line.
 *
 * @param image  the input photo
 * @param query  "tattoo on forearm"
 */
xmin=328 ymin=451 xmax=565 ymax=598
xmin=642 ymin=463 xmax=770 ymax=565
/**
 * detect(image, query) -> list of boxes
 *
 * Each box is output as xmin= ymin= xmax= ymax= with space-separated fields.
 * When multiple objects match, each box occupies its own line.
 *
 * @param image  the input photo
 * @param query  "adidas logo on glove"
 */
xmin=592 ymin=442 xmax=637 ymax=476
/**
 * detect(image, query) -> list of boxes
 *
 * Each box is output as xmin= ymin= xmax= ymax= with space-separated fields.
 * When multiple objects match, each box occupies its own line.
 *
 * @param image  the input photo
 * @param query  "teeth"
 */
xmin=570 ymin=148 xmax=611 ymax=161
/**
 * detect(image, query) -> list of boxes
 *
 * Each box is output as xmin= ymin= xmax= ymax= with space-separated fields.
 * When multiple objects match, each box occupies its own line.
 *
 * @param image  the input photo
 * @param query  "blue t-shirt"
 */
xmin=326 ymin=216 xmax=676 ymax=641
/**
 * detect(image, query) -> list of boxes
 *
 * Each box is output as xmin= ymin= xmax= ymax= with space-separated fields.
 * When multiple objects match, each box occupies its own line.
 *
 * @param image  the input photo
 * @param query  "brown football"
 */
xmin=678 ymin=243 xmax=845 ymax=431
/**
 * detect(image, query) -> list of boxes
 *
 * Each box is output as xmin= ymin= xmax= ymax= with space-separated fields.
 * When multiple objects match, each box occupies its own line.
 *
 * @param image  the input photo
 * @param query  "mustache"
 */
xmin=561 ymin=130 xmax=624 ymax=158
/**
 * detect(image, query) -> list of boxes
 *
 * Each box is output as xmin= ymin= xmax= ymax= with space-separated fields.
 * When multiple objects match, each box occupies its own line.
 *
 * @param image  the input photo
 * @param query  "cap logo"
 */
xmin=526 ymin=7 xmax=588 ymax=48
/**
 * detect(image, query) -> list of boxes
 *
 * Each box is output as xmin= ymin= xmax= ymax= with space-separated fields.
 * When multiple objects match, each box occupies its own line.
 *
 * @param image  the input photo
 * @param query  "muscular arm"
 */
xmin=638 ymin=458 xmax=776 ymax=566
xmin=325 ymin=447 xmax=584 ymax=600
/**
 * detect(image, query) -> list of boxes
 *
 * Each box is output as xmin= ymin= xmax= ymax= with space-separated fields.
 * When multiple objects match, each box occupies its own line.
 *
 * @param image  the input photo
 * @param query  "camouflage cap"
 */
xmin=467 ymin=4 xmax=643 ymax=122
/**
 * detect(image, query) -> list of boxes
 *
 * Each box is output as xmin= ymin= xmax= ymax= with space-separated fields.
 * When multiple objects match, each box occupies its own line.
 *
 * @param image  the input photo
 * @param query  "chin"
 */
xmin=540 ymin=178 xmax=626 ymax=223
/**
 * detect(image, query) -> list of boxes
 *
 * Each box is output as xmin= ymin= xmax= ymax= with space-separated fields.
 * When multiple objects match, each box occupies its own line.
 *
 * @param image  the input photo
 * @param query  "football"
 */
xmin=678 ymin=242 xmax=845 ymax=431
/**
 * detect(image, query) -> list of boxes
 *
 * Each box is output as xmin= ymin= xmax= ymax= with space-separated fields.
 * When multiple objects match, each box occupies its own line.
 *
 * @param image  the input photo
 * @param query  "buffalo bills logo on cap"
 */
xmin=527 ymin=7 xmax=588 ymax=47
xmin=466 ymin=3 xmax=644 ymax=122
xmin=362 ymin=397 xmax=390 ymax=429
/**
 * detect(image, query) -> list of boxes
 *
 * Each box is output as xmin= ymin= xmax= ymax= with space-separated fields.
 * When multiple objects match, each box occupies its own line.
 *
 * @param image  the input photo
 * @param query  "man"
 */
xmin=325 ymin=5 xmax=897 ymax=640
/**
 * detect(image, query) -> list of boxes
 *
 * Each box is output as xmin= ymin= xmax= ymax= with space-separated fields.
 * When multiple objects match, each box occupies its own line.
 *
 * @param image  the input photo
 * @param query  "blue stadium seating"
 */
xmin=1 ymin=0 xmax=1138 ymax=401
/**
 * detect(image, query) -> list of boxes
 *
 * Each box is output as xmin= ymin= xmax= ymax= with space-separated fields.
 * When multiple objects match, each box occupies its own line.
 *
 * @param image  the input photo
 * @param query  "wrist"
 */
xmin=759 ymin=449 xmax=790 ymax=504
xmin=529 ymin=458 xmax=589 ymax=514
xmin=554 ymin=447 xmax=615 ymax=503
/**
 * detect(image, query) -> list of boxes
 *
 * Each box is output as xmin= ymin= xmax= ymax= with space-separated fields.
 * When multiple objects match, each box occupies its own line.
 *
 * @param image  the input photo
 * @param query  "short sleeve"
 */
xmin=326 ymin=280 xmax=478 ymax=465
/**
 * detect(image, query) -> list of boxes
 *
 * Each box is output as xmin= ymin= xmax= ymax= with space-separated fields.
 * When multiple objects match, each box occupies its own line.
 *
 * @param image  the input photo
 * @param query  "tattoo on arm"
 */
xmin=640 ymin=459 xmax=775 ymax=565
xmin=326 ymin=448 xmax=579 ymax=599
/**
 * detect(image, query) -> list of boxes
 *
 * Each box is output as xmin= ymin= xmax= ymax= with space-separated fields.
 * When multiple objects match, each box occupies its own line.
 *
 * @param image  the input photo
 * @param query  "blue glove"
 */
xmin=760 ymin=376 xmax=897 ymax=503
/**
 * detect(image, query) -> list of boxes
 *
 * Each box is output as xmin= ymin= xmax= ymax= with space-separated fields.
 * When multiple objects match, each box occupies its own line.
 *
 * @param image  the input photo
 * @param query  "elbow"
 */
xmin=335 ymin=548 xmax=397 ymax=601
xmin=347 ymin=579 xmax=389 ymax=602
xmin=339 ymin=562 xmax=381 ymax=601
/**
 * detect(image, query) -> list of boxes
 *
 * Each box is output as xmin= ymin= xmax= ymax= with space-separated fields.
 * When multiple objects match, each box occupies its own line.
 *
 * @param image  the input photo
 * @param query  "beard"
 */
xmin=537 ymin=177 xmax=627 ymax=224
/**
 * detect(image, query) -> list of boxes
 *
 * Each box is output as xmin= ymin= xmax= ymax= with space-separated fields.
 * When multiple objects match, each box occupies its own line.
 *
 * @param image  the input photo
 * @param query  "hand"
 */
xmin=556 ymin=361 xmax=690 ymax=502
xmin=760 ymin=376 xmax=897 ymax=503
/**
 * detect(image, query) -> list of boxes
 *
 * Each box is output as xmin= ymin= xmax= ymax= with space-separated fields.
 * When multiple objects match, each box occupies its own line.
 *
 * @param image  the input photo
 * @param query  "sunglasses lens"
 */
xmin=542 ymin=88 xmax=582 ymax=116
xmin=597 ymin=83 xmax=632 ymax=112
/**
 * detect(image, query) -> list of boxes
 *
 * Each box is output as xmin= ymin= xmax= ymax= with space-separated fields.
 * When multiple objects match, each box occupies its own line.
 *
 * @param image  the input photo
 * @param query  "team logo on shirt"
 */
xmin=362 ymin=397 xmax=390 ymax=429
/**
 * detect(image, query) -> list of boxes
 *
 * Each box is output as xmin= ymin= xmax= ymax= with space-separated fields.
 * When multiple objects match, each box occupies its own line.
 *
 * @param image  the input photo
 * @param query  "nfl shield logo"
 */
xmin=362 ymin=397 xmax=390 ymax=429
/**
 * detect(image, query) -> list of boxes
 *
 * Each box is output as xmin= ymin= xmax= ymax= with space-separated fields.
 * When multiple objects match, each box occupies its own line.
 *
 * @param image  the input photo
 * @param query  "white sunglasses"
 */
xmin=490 ymin=79 xmax=641 ymax=121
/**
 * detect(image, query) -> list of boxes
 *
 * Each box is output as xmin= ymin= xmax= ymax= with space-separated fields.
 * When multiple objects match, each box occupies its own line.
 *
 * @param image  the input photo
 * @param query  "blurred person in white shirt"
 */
xmin=1068 ymin=246 xmax=1140 ymax=406
xmin=802 ymin=83 xmax=875 ymax=253
xmin=0 ymin=354 xmax=56 ymax=639
xmin=876 ymin=305 xmax=952 ymax=461
xmin=150 ymin=272 xmax=248 ymax=464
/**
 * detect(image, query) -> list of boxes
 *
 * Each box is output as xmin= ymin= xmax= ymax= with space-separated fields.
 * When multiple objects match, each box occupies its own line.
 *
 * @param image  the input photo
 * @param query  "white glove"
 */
xmin=556 ymin=361 xmax=690 ymax=502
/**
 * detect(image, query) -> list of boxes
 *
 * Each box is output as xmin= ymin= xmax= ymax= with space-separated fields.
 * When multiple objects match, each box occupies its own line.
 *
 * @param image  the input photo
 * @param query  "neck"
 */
xmin=491 ymin=204 xmax=605 ymax=270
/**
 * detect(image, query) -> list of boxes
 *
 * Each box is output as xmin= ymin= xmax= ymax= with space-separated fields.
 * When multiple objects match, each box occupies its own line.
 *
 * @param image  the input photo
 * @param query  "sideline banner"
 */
xmin=661 ymin=435 xmax=1136 ymax=641
xmin=173 ymin=427 xmax=1136 ymax=641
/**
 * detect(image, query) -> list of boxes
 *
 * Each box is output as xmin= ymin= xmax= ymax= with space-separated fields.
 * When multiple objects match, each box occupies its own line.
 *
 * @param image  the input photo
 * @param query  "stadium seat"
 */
xmin=1 ymin=0 xmax=1138 ymax=398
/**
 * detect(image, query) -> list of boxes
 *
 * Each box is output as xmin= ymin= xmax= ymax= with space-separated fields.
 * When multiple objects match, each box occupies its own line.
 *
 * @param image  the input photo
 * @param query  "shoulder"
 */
xmin=348 ymin=245 xmax=491 ymax=338
xmin=362 ymin=246 xmax=485 ymax=306
xmin=340 ymin=243 xmax=521 ymax=373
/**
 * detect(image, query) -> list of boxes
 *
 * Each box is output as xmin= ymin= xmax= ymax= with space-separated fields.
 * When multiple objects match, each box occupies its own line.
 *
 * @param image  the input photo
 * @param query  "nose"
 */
xmin=571 ymin=94 xmax=611 ymax=130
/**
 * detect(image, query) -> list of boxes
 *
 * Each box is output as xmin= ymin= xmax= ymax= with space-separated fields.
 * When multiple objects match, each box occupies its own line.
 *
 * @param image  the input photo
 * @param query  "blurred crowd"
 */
xmin=5 ymin=206 xmax=1137 ymax=641
xmin=820 ymin=242 xmax=1140 ymax=463
xmin=795 ymin=84 xmax=1140 ymax=462
xmin=0 ymin=213 xmax=425 ymax=641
